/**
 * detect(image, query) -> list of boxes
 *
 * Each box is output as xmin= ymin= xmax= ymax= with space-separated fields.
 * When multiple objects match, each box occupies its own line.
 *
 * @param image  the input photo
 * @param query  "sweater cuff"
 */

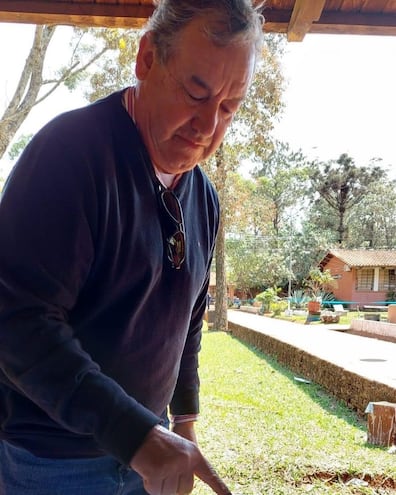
xmin=169 ymin=389 xmax=199 ymax=416
xmin=170 ymin=413 xmax=199 ymax=424
xmin=99 ymin=404 xmax=161 ymax=466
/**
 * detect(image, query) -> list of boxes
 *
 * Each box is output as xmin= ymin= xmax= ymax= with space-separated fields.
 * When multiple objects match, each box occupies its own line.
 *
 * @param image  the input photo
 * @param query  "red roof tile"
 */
xmin=321 ymin=249 xmax=396 ymax=268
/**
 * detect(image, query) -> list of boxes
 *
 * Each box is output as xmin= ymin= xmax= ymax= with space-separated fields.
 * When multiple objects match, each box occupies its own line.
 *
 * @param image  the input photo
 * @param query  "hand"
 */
xmin=130 ymin=424 xmax=232 ymax=495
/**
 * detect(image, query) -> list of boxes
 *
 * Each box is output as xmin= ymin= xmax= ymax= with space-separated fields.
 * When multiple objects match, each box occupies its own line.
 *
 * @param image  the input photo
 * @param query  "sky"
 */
xmin=0 ymin=23 xmax=396 ymax=179
xmin=274 ymin=32 xmax=396 ymax=175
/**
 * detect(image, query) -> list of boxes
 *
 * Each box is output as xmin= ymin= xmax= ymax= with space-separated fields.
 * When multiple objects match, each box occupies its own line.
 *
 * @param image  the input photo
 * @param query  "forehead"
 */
xmin=169 ymin=17 xmax=256 ymax=99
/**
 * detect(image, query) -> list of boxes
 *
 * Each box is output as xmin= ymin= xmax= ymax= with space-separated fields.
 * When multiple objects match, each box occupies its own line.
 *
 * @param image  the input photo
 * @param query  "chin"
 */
xmin=170 ymin=156 xmax=202 ymax=173
xmin=175 ymin=162 xmax=198 ymax=173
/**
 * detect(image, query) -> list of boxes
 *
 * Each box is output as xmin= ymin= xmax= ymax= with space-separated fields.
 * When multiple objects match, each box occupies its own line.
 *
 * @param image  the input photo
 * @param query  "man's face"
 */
xmin=135 ymin=17 xmax=256 ymax=174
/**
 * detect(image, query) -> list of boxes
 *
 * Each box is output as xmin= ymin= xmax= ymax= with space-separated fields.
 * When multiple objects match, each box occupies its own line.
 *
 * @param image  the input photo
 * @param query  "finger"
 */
xmin=142 ymin=476 xmax=162 ymax=495
xmin=161 ymin=476 xmax=178 ymax=495
xmin=177 ymin=473 xmax=195 ymax=494
xmin=194 ymin=457 xmax=232 ymax=495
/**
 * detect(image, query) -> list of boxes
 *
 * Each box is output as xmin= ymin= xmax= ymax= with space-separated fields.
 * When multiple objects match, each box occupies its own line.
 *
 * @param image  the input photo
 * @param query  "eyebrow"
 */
xmin=190 ymin=75 xmax=211 ymax=94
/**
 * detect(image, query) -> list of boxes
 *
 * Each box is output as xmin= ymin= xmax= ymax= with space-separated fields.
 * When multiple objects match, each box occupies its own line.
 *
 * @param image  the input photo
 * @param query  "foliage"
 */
xmin=0 ymin=25 xmax=138 ymax=161
xmin=253 ymin=140 xmax=310 ymax=235
xmin=270 ymin=299 xmax=288 ymax=316
xmin=289 ymin=289 xmax=310 ymax=309
xmin=219 ymin=141 xmax=314 ymax=296
xmin=309 ymin=153 xmax=386 ymax=245
xmin=226 ymin=234 xmax=289 ymax=295
xmin=318 ymin=291 xmax=337 ymax=308
xmin=304 ymin=268 xmax=336 ymax=300
xmin=346 ymin=176 xmax=396 ymax=248
xmin=255 ymin=286 xmax=281 ymax=313
xmin=224 ymin=172 xmax=274 ymax=238
xmin=202 ymin=34 xmax=286 ymax=330
xmin=7 ymin=134 xmax=33 ymax=160
xmin=84 ymin=28 xmax=139 ymax=102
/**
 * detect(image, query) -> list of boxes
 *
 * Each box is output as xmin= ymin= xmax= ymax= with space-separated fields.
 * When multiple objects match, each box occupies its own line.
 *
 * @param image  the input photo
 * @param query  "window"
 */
xmin=379 ymin=269 xmax=396 ymax=290
xmin=356 ymin=269 xmax=374 ymax=290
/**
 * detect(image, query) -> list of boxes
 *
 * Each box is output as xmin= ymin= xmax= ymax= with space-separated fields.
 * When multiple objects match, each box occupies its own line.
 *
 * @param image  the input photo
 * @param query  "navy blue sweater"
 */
xmin=0 ymin=91 xmax=219 ymax=465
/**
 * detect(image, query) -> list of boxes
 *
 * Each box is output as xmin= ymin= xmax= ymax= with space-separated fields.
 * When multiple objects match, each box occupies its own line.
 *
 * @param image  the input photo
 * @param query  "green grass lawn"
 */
xmin=193 ymin=327 xmax=396 ymax=494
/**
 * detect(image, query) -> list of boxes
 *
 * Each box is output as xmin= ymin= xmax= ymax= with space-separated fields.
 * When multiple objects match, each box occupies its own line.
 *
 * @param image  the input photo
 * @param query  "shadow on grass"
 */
xmin=207 ymin=327 xmax=366 ymax=432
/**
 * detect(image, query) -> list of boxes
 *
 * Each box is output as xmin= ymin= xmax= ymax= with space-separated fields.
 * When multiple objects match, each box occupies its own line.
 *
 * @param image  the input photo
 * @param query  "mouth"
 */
xmin=176 ymin=134 xmax=204 ymax=149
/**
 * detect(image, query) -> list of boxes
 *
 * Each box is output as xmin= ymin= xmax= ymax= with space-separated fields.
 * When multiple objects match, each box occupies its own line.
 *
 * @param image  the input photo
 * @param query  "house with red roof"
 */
xmin=318 ymin=249 xmax=396 ymax=307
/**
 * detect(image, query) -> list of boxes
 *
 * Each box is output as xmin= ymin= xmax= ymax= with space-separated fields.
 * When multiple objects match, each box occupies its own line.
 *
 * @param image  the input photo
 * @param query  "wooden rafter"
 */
xmin=0 ymin=0 xmax=153 ymax=28
xmin=0 ymin=0 xmax=396 ymax=38
xmin=287 ymin=0 xmax=326 ymax=41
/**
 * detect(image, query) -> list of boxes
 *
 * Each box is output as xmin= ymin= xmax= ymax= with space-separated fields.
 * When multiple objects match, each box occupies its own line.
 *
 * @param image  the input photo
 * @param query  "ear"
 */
xmin=135 ymin=31 xmax=155 ymax=80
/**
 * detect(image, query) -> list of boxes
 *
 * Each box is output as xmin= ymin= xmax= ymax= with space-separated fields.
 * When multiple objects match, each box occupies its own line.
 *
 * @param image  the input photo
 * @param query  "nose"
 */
xmin=191 ymin=101 xmax=220 ymax=138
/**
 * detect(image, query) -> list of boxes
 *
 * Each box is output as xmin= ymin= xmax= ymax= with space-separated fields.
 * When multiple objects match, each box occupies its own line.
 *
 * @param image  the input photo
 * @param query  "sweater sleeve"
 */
xmin=168 ymin=285 xmax=208 ymax=416
xmin=0 ymin=128 xmax=160 ymax=465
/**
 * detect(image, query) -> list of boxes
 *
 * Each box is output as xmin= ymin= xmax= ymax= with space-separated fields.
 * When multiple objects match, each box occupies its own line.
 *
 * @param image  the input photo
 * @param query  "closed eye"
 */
xmin=186 ymin=90 xmax=208 ymax=102
xmin=221 ymin=104 xmax=233 ymax=115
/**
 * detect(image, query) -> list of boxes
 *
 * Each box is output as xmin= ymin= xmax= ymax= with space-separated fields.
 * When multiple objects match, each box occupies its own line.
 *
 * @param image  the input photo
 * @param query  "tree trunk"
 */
xmin=214 ymin=209 xmax=228 ymax=332
xmin=0 ymin=25 xmax=110 ymax=161
xmin=0 ymin=25 xmax=56 ymax=159
xmin=213 ymin=143 xmax=228 ymax=332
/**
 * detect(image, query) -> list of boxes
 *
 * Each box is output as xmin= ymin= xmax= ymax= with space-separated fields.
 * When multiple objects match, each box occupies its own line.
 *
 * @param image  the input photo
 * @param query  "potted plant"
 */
xmin=305 ymin=268 xmax=336 ymax=313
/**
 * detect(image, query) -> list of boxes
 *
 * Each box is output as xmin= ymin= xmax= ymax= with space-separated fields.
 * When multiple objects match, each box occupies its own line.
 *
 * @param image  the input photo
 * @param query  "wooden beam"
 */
xmin=261 ymin=8 xmax=290 ymax=33
xmin=312 ymin=11 xmax=396 ymax=36
xmin=0 ymin=0 xmax=154 ymax=28
xmin=287 ymin=0 xmax=326 ymax=41
xmin=1 ymin=1 xmax=396 ymax=37
xmin=263 ymin=8 xmax=396 ymax=39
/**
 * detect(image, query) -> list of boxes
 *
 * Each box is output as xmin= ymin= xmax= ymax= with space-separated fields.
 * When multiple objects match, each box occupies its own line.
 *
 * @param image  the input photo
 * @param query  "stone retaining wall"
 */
xmin=229 ymin=321 xmax=396 ymax=417
xmin=350 ymin=319 xmax=396 ymax=343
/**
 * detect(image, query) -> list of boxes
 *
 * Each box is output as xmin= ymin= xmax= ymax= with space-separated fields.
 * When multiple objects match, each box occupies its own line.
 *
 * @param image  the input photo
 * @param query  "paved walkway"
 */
xmin=228 ymin=310 xmax=396 ymax=391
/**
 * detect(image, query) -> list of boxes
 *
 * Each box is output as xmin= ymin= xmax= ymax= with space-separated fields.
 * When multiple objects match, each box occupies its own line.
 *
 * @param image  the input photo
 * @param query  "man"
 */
xmin=0 ymin=1 xmax=264 ymax=494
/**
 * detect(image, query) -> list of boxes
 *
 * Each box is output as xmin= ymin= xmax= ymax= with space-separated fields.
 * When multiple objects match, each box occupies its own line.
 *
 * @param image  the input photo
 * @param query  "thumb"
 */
xmin=194 ymin=456 xmax=232 ymax=495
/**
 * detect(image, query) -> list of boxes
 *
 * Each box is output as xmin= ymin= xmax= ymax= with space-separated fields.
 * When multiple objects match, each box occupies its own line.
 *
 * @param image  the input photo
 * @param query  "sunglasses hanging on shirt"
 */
xmin=160 ymin=189 xmax=186 ymax=270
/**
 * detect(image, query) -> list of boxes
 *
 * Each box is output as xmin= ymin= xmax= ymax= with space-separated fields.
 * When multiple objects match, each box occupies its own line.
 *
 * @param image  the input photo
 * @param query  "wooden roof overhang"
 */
xmin=0 ymin=0 xmax=396 ymax=41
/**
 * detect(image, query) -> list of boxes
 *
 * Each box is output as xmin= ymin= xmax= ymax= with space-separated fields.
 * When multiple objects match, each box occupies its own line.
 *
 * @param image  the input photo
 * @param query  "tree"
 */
xmin=227 ymin=234 xmax=289 ymax=297
xmin=223 ymin=172 xmax=273 ymax=237
xmin=202 ymin=34 xmax=286 ymax=331
xmin=83 ymin=29 xmax=139 ymax=102
xmin=224 ymin=173 xmax=277 ymax=295
xmin=347 ymin=176 xmax=396 ymax=249
xmin=223 ymin=142 xmax=312 ymax=298
xmin=309 ymin=153 xmax=386 ymax=245
xmin=212 ymin=144 xmax=229 ymax=332
xmin=0 ymin=25 xmax=138 ymax=160
xmin=254 ymin=140 xmax=309 ymax=236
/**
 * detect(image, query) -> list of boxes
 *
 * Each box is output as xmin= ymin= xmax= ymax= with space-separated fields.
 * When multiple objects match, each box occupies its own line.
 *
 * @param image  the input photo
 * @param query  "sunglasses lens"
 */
xmin=161 ymin=191 xmax=182 ymax=223
xmin=160 ymin=190 xmax=185 ymax=269
xmin=168 ymin=230 xmax=185 ymax=268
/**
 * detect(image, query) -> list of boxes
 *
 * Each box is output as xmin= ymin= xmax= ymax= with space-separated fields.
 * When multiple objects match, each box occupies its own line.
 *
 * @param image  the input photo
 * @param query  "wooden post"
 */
xmin=366 ymin=401 xmax=396 ymax=447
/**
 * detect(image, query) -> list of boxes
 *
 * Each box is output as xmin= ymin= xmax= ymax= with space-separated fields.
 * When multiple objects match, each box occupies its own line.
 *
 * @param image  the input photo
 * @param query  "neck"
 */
xmin=125 ymin=87 xmax=180 ymax=190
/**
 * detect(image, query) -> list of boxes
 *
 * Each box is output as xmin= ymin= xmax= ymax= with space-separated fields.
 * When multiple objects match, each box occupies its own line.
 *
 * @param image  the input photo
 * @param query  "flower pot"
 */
xmin=307 ymin=300 xmax=321 ymax=314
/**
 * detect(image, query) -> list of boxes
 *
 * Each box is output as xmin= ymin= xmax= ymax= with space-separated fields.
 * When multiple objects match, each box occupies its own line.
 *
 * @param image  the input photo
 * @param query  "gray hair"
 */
xmin=146 ymin=0 xmax=265 ymax=64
